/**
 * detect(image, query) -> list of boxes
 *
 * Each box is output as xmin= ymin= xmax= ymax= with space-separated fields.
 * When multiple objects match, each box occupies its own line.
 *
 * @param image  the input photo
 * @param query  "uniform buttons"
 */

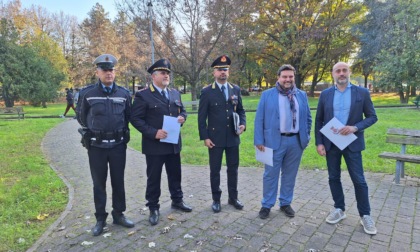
xmin=227 ymin=125 xmax=229 ymax=127
xmin=212 ymin=128 xmax=215 ymax=130
xmin=226 ymin=110 xmax=228 ymax=112
xmin=170 ymin=113 xmax=172 ymax=116
xmin=227 ymin=117 xmax=229 ymax=119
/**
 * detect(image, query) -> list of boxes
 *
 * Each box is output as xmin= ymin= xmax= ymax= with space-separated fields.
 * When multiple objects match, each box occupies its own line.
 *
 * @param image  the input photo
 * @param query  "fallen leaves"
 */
xmin=36 ymin=213 xmax=49 ymax=221
xmin=81 ymin=241 xmax=94 ymax=246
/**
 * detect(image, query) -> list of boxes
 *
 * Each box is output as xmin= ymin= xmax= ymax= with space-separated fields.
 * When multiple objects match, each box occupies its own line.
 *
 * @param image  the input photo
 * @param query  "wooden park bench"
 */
xmin=379 ymin=128 xmax=420 ymax=184
xmin=413 ymin=96 xmax=420 ymax=108
xmin=183 ymin=100 xmax=199 ymax=112
xmin=0 ymin=106 xmax=25 ymax=120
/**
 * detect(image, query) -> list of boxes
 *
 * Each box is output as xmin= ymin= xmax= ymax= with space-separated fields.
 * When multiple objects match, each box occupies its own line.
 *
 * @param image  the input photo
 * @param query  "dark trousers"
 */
xmin=326 ymin=144 xmax=371 ymax=216
xmin=145 ymin=153 xmax=183 ymax=210
xmin=208 ymin=146 xmax=239 ymax=201
xmin=88 ymin=144 xmax=127 ymax=221
xmin=63 ymin=103 xmax=75 ymax=116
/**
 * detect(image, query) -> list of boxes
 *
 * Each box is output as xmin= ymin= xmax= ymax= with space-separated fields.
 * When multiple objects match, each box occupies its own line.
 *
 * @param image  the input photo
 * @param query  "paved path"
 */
xmin=30 ymin=119 xmax=419 ymax=252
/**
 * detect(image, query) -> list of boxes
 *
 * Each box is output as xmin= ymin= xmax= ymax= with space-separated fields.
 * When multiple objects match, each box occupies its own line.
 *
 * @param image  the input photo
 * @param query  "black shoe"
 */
xmin=280 ymin=205 xmax=295 ymax=217
xmin=228 ymin=198 xmax=244 ymax=210
xmin=113 ymin=214 xmax=135 ymax=228
xmin=259 ymin=207 xmax=270 ymax=219
xmin=212 ymin=201 xmax=221 ymax=213
xmin=92 ymin=220 xmax=106 ymax=236
xmin=149 ymin=210 xmax=160 ymax=226
xmin=171 ymin=201 xmax=193 ymax=212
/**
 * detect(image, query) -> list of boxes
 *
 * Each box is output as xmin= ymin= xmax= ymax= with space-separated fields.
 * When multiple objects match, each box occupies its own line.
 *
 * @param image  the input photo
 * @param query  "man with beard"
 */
xmin=315 ymin=62 xmax=378 ymax=235
xmin=254 ymin=64 xmax=312 ymax=219
xmin=198 ymin=55 xmax=246 ymax=213
xmin=130 ymin=58 xmax=192 ymax=226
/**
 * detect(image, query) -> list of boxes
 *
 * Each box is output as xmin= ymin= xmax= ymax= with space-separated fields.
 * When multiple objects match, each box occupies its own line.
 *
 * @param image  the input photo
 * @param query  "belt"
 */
xmin=91 ymin=137 xmax=123 ymax=143
xmin=281 ymin=133 xmax=298 ymax=137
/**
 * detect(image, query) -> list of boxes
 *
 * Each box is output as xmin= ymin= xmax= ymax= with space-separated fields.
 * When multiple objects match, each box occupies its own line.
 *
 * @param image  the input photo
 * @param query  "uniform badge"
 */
xmin=174 ymin=99 xmax=182 ymax=107
xmin=221 ymin=56 xmax=227 ymax=62
xmin=231 ymin=95 xmax=238 ymax=105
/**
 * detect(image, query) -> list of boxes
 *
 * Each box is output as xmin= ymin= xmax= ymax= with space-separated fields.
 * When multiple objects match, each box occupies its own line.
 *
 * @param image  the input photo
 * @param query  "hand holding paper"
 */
xmin=160 ymin=115 xmax=181 ymax=144
xmin=320 ymin=117 xmax=357 ymax=150
xmin=255 ymin=146 xmax=273 ymax=166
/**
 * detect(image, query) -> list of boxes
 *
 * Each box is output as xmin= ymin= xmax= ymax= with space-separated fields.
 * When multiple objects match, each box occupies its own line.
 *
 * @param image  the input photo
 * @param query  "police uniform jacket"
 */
xmin=130 ymin=85 xmax=186 ymax=155
xmin=198 ymin=82 xmax=246 ymax=147
xmin=76 ymin=82 xmax=132 ymax=148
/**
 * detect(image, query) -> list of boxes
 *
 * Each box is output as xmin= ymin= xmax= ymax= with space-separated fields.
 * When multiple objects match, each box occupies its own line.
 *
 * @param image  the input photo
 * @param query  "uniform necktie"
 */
xmin=221 ymin=85 xmax=227 ymax=101
xmin=105 ymin=86 xmax=111 ymax=94
xmin=161 ymin=90 xmax=168 ymax=101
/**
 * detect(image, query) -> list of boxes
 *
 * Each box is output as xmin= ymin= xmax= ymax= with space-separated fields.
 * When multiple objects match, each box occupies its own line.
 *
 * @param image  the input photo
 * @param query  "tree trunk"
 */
xmin=364 ymin=74 xmax=369 ymax=88
xmin=2 ymin=88 xmax=14 ymax=107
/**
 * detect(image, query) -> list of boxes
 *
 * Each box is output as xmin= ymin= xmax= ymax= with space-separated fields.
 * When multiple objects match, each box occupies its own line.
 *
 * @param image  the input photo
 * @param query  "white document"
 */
xmin=255 ymin=146 xmax=273 ymax=167
xmin=160 ymin=115 xmax=180 ymax=144
xmin=320 ymin=117 xmax=357 ymax=150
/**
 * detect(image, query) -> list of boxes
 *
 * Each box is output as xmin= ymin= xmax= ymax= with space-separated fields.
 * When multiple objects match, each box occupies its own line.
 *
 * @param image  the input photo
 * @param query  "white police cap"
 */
xmin=93 ymin=54 xmax=118 ymax=70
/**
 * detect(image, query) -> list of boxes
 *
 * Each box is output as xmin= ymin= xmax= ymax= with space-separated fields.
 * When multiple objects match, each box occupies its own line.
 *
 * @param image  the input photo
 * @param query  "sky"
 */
xmin=17 ymin=0 xmax=118 ymax=21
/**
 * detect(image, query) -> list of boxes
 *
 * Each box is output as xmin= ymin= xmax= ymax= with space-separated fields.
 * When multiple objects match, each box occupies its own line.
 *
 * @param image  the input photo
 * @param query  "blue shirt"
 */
xmin=333 ymin=83 xmax=351 ymax=125
xmin=101 ymin=83 xmax=114 ymax=92
xmin=153 ymin=84 xmax=168 ymax=98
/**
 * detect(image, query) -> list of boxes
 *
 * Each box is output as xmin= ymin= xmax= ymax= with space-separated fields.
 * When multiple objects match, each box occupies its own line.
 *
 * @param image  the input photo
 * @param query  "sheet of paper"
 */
xmin=320 ymin=117 xmax=357 ymax=150
xmin=255 ymin=146 xmax=273 ymax=167
xmin=160 ymin=115 xmax=180 ymax=144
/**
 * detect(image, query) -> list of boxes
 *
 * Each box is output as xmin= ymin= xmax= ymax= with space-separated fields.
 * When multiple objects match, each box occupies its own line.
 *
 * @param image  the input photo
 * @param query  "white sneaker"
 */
xmin=360 ymin=215 xmax=377 ymax=235
xmin=326 ymin=208 xmax=347 ymax=224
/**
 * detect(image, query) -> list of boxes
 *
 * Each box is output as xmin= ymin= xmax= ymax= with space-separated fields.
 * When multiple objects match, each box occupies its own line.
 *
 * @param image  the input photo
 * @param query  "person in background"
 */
xmin=198 ymin=55 xmax=246 ymax=213
xmin=130 ymin=58 xmax=192 ymax=226
xmin=76 ymin=54 xmax=134 ymax=236
xmin=254 ymin=64 xmax=312 ymax=219
xmin=315 ymin=62 xmax=378 ymax=235
xmin=61 ymin=88 xmax=76 ymax=118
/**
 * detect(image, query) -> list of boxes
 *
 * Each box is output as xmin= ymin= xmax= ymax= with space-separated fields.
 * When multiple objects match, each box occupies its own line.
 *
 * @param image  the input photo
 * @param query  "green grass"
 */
xmin=23 ymin=103 xmax=76 ymax=117
xmin=0 ymin=119 xmax=67 ymax=252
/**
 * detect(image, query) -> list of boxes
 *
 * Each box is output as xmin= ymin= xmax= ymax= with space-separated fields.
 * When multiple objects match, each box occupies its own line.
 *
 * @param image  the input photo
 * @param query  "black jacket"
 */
xmin=76 ymin=82 xmax=132 ymax=148
xmin=198 ymin=82 xmax=246 ymax=147
xmin=130 ymin=85 xmax=186 ymax=155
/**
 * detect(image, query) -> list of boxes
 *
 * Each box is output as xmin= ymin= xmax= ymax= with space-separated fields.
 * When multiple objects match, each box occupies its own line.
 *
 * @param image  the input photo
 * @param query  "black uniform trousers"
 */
xmin=145 ymin=153 xmax=184 ymax=210
xmin=88 ymin=143 xmax=127 ymax=221
xmin=209 ymin=146 xmax=239 ymax=201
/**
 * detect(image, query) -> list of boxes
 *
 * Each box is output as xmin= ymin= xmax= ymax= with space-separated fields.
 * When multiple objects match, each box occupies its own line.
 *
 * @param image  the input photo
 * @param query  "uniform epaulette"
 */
xmin=138 ymin=86 xmax=149 ymax=92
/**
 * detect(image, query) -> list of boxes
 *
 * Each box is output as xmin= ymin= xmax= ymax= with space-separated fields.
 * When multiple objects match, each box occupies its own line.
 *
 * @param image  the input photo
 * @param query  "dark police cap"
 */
xmin=147 ymin=58 xmax=171 ymax=74
xmin=211 ymin=55 xmax=231 ymax=69
xmin=93 ymin=54 xmax=118 ymax=70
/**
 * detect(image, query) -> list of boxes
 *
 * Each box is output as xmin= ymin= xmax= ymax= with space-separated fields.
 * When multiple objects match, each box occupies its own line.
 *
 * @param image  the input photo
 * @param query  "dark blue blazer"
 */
xmin=315 ymin=84 xmax=378 ymax=152
xmin=198 ymin=82 xmax=246 ymax=147
xmin=130 ymin=85 xmax=186 ymax=155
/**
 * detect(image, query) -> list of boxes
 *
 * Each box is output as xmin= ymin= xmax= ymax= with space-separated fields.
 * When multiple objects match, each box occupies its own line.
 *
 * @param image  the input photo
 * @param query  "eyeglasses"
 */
xmin=216 ymin=68 xmax=229 ymax=72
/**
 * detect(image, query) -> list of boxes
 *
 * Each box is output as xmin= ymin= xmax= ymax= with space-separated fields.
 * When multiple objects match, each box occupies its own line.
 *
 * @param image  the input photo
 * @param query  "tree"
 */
xmin=254 ymin=0 xmax=363 ymax=91
xmin=361 ymin=0 xmax=420 ymax=103
xmin=121 ymin=0 xmax=231 ymax=100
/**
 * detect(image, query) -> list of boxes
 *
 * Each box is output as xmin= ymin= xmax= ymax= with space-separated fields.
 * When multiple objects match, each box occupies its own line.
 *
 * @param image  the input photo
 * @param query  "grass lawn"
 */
xmin=0 ymin=92 xmax=418 ymax=251
xmin=0 ymin=119 xmax=67 ymax=252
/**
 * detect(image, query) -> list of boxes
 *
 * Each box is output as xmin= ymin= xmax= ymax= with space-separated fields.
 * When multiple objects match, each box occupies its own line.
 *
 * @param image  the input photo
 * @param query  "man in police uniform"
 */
xmin=198 ymin=55 xmax=246 ymax=213
xmin=130 ymin=58 xmax=192 ymax=226
xmin=76 ymin=54 xmax=134 ymax=236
